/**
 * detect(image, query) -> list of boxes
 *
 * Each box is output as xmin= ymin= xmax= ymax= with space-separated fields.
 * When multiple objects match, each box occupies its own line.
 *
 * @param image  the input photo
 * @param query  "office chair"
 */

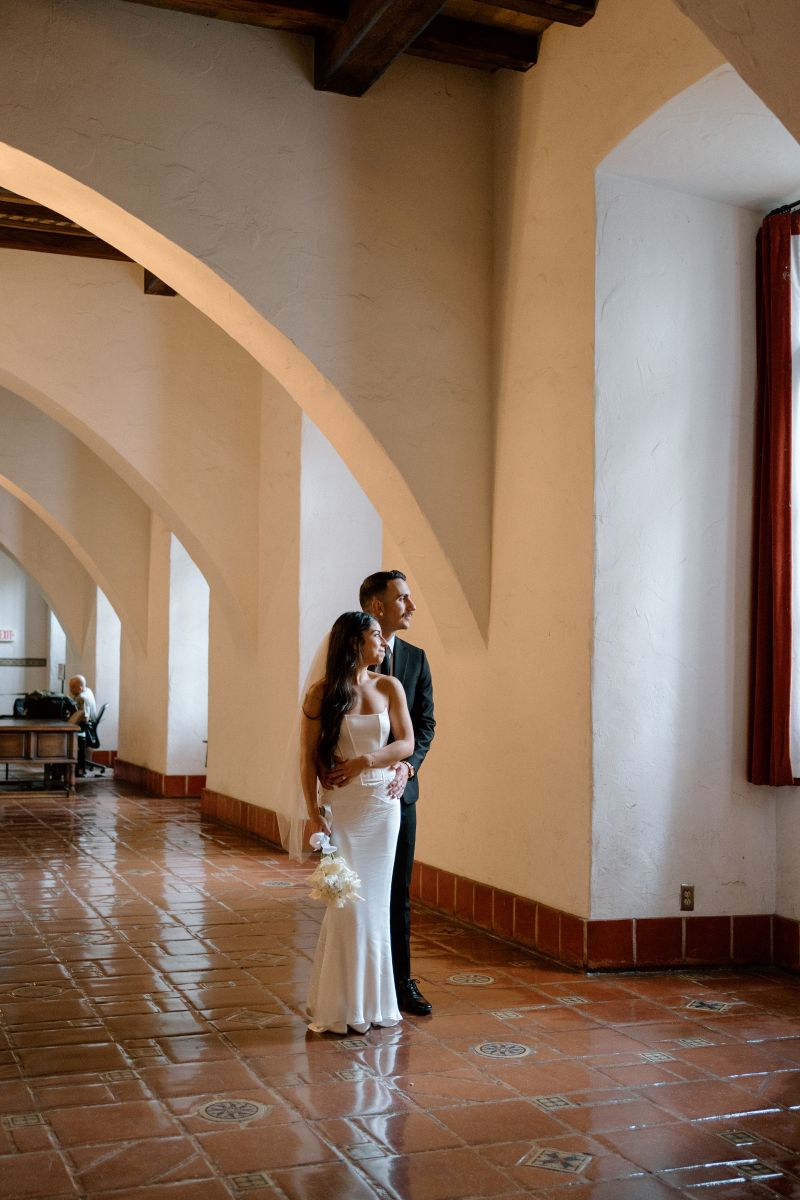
xmin=80 ymin=702 xmax=108 ymax=777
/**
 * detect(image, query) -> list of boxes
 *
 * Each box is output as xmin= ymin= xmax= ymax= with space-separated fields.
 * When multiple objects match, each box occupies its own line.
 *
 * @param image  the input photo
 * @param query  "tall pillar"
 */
xmin=203 ymin=379 xmax=381 ymax=837
xmin=117 ymin=513 xmax=170 ymax=780
xmin=166 ymin=535 xmax=208 ymax=776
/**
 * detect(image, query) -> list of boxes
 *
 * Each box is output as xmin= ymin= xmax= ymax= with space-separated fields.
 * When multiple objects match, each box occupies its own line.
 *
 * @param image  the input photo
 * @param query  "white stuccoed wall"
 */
xmin=94 ymin=589 xmax=120 ymax=752
xmin=47 ymin=613 xmax=66 ymax=695
xmin=298 ymin=416 xmax=382 ymax=683
xmin=0 ymin=551 xmax=48 ymax=704
xmin=118 ymin=515 xmax=170 ymax=772
xmin=167 ymin=536 xmax=208 ymax=776
xmin=592 ymin=171 xmax=776 ymax=918
xmin=0 ymin=0 xmax=494 ymax=636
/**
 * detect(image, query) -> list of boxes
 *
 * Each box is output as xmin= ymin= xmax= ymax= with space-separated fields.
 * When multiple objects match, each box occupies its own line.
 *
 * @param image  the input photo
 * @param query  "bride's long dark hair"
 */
xmin=317 ymin=611 xmax=376 ymax=770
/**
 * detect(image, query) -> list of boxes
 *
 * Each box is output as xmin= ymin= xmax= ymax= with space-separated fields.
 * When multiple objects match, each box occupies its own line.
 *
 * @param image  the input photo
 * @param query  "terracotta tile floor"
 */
xmin=1 ymin=784 xmax=800 ymax=1199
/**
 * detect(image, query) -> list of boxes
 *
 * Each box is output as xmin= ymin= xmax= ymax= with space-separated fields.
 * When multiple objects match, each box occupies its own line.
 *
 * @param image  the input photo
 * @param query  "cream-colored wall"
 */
xmin=0 ymin=549 xmax=49 ymax=703
xmin=0 ymin=251 xmax=261 ymax=643
xmin=13 ymin=0 xmax=799 ymax=927
xmin=0 ymin=0 xmax=494 ymax=638
xmin=0 ymin=490 xmax=95 ymax=651
xmin=472 ymin=0 xmax=722 ymax=910
xmin=118 ymin=514 xmax=170 ymax=771
xmin=167 ymin=536 xmax=208 ymax=775
xmin=0 ymin=385 xmax=150 ymax=646
xmin=673 ymin=0 xmax=800 ymax=140
xmin=0 ymin=0 xmax=731 ymax=919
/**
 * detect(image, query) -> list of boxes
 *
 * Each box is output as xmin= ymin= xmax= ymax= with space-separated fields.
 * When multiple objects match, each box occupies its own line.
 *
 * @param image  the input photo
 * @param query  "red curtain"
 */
xmin=749 ymin=210 xmax=800 ymax=785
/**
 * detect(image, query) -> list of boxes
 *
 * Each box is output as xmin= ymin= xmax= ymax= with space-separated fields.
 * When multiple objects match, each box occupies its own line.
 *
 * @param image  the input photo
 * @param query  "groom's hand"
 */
xmin=387 ymin=761 xmax=411 ymax=799
xmin=319 ymin=756 xmax=347 ymax=789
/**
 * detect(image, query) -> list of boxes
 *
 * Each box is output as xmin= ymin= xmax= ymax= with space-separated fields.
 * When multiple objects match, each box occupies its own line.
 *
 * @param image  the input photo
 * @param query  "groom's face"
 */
xmin=374 ymin=578 xmax=416 ymax=637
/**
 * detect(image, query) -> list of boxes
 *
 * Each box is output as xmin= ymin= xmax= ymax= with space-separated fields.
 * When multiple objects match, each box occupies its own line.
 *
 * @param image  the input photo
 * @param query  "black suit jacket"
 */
xmin=391 ymin=637 xmax=435 ymax=807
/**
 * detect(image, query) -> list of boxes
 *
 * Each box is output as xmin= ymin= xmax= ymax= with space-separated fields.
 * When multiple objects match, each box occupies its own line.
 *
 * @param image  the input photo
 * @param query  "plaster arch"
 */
xmin=672 ymin=0 xmax=800 ymax=142
xmin=0 ymin=0 xmax=492 ymax=648
xmin=0 ymin=150 xmax=483 ymax=653
xmin=0 ymin=250 xmax=261 ymax=652
xmin=0 ymin=386 xmax=151 ymax=650
xmin=0 ymin=489 xmax=96 ymax=651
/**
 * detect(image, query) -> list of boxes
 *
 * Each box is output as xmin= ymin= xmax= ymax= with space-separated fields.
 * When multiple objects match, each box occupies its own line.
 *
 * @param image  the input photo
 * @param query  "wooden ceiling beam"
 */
xmin=411 ymin=16 xmax=539 ymax=70
xmin=0 ymin=226 xmax=131 ymax=261
xmin=313 ymin=0 xmax=448 ymax=95
xmin=119 ymin=0 xmax=345 ymax=33
xmin=143 ymin=269 xmax=178 ymax=296
xmin=475 ymin=0 xmax=595 ymax=26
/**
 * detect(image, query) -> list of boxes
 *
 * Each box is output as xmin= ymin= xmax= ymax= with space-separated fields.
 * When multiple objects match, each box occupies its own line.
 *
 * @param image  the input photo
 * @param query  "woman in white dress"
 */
xmin=301 ymin=611 xmax=414 ymax=1034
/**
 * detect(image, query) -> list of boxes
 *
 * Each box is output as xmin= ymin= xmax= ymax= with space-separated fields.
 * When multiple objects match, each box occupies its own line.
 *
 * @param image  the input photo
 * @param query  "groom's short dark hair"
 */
xmin=360 ymin=570 xmax=406 ymax=610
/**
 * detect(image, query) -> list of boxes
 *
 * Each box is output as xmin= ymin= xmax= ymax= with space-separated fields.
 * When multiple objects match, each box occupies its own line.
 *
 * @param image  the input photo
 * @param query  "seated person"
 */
xmin=68 ymin=675 xmax=97 ymax=776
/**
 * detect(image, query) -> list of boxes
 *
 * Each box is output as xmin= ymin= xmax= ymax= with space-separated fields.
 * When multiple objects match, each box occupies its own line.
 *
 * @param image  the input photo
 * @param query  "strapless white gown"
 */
xmin=307 ymin=710 xmax=402 ymax=1034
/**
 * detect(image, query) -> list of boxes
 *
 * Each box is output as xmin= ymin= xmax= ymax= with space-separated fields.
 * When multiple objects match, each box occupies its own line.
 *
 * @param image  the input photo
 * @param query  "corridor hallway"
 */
xmin=1 ymin=786 xmax=800 ymax=1200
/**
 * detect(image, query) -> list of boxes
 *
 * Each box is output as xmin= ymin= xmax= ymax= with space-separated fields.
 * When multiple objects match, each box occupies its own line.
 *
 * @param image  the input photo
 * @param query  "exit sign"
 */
xmin=0 ymin=630 xmax=14 ymax=642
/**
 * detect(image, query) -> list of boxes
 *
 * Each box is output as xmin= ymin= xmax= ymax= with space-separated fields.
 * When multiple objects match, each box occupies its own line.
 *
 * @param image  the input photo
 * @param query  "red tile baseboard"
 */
xmin=90 ymin=749 xmax=117 ymax=766
xmin=198 ymin=787 xmax=797 ymax=973
xmin=114 ymin=759 xmax=206 ymax=799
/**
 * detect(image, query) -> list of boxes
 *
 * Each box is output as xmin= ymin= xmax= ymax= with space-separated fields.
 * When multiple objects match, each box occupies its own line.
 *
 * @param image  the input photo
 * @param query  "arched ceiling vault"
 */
xmin=0 ymin=144 xmax=485 ymax=652
xmin=0 ymin=489 xmax=96 ymax=651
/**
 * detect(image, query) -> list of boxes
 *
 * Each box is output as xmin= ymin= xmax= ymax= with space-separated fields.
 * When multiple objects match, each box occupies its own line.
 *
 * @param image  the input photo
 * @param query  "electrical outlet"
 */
xmin=680 ymin=885 xmax=694 ymax=912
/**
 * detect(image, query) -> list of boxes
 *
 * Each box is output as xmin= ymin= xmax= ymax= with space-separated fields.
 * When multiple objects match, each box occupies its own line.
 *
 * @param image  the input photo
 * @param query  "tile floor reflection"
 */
xmin=1 ymin=783 xmax=800 ymax=1199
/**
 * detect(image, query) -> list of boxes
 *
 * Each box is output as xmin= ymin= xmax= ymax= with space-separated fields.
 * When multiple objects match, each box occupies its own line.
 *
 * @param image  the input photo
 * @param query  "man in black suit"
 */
xmin=360 ymin=570 xmax=436 ymax=1016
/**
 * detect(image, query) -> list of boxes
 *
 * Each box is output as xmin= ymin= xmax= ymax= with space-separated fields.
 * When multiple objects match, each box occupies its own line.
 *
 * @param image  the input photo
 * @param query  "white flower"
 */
xmin=308 ymin=849 xmax=364 ymax=908
xmin=309 ymin=831 xmax=337 ymax=854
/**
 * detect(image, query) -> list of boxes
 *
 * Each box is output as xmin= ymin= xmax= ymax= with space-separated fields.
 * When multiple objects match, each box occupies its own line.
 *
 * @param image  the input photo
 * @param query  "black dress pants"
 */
xmin=390 ymin=801 xmax=416 ymax=985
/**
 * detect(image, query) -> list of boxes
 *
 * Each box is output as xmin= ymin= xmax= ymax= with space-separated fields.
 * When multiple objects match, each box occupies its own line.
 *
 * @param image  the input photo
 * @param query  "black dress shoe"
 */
xmin=397 ymin=978 xmax=432 ymax=1015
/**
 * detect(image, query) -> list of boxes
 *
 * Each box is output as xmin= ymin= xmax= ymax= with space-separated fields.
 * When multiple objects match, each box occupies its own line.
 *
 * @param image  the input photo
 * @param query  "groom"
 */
xmin=359 ymin=570 xmax=436 ymax=1016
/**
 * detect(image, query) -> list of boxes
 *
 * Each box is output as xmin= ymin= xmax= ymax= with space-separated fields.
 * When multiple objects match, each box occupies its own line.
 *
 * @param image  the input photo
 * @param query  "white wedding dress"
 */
xmin=307 ymin=710 xmax=402 ymax=1034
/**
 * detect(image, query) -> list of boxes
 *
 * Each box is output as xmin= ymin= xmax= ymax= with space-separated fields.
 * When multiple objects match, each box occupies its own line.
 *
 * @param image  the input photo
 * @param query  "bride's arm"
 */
xmin=300 ymin=684 xmax=330 ymax=836
xmin=324 ymin=681 xmax=414 ymax=787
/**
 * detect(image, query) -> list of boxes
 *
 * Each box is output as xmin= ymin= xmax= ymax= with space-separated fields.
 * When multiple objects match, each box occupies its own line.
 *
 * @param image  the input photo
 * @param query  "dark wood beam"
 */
xmin=411 ymin=15 xmax=539 ymax=70
xmin=475 ymin=0 xmax=595 ymax=26
xmin=0 ymin=226 xmax=131 ymax=261
xmin=143 ymin=270 xmax=177 ymax=296
xmin=314 ymin=0 xmax=448 ymax=95
xmin=120 ymin=0 xmax=345 ymax=33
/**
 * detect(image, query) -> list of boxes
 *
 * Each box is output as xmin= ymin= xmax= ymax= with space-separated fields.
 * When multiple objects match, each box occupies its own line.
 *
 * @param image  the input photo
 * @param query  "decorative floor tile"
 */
xmin=471 ymin=1041 xmax=532 ymax=1059
xmin=334 ymin=1067 xmax=374 ymax=1081
xmin=347 ymin=1142 xmax=387 ymax=1160
xmin=196 ymin=1099 xmax=270 ymax=1123
xmin=684 ymin=998 xmax=733 ymax=1013
xmin=229 ymin=1171 xmax=272 ymax=1190
xmin=525 ymin=1146 xmax=592 ymax=1173
xmin=718 ymin=1128 xmax=761 ymax=1146
xmin=5 ymin=789 xmax=800 ymax=1200
xmin=10 ymin=983 xmax=64 ymax=999
xmin=1 ymin=1112 xmax=46 ymax=1129
xmin=737 ymin=1160 xmax=781 ymax=1179
xmin=531 ymin=1094 xmax=575 ymax=1112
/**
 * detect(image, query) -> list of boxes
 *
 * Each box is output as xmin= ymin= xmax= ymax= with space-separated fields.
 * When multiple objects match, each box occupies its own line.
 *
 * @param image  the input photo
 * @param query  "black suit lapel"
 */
xmin=393 ymin=638 xmax=406 ymax=686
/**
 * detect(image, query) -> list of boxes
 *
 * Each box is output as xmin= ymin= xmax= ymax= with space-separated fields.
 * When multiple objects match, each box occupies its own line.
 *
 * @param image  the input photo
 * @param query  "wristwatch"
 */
xmin=404 ymin=762 xmax=415 ymax=778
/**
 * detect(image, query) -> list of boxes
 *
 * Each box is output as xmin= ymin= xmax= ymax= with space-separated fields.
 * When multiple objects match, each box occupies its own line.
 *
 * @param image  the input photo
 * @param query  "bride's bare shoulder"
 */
xmin=302 ymin=679 xmax=325 ymax=718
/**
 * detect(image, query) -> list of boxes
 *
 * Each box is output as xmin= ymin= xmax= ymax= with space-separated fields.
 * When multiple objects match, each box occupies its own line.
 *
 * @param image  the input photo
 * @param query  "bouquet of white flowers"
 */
xmin=307 ymin=832 xmax=365 ymax=908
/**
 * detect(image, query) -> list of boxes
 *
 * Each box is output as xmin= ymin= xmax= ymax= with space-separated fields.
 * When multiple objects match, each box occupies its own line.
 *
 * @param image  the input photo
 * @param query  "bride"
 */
xmin=301 ymin=611 xmax=414 ymax=1034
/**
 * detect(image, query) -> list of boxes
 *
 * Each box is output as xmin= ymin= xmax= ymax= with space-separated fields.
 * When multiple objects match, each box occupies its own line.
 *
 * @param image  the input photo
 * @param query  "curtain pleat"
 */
xmin=748 ymin=211 xmax=800 ymax=785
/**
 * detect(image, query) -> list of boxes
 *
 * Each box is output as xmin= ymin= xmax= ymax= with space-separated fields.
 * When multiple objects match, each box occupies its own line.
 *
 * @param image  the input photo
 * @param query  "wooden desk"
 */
xmin=0 ymin=718 xmax=78 ymax=792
